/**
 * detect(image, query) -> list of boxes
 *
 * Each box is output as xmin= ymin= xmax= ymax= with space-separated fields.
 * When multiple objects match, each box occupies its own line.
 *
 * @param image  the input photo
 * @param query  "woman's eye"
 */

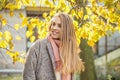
xmin=52 ymin=22 xmax=56 ymax=26
xmin=58 ymin=24 xmax=61 ymax=28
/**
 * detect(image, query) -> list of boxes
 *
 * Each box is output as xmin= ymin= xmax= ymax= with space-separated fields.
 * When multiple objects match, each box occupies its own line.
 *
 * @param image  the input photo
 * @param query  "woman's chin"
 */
xmin=52 ymin=37 xmax=60 ymax=40
xmin=51 ymin=36 xmax=60 ymax=40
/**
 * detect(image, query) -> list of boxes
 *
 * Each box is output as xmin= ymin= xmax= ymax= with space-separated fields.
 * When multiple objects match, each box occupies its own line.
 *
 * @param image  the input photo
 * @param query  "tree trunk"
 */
xmin=80 ymin=39 xmax=97 ymax=80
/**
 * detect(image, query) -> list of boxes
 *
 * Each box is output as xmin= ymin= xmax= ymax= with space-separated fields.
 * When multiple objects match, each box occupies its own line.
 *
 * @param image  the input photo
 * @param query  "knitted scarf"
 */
xmin=48 ymin=36 xmax=72 ymax=80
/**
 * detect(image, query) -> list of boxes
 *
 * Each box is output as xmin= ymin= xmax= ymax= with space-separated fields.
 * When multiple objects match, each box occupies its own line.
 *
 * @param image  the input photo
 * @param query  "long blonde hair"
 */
xmin=49 ymin=13 xmax=84 ymax=74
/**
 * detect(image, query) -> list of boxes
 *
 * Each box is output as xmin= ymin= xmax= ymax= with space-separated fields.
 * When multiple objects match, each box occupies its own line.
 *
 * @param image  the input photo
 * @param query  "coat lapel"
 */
xmin=46 ymin=39 xmax=56 ymax=70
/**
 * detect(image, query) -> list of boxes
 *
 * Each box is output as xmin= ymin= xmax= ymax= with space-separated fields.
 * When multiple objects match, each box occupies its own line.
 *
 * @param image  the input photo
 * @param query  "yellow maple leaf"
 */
xmin=14 ymin=24 xmax=19 ymax=30
xmin=16 ymin=2 xmax=22 ymax=9
xmin=84 ymin=15 xmax=89 ymax=20
xmin=2 ymin=18 xmax=7 ymax=26
xmin=0 ymin=14 xmax=3 ymax=19
xmin=73 ymin=20 xmax=78 ymax=27
xmin=42 ymin=12 xmax=48 ymax=18
xmin=0 ymin=32 xmax=2 ymax=40
xmin=50 ymin=11 xmax=56 ymax=16
xmin=64 ymin=6 xmax=70 ymax=13
xmin=90 ymin=14 xmax=97 ymax=22
xmin=86 ymin=7 xmax=92 ymax=15
xmin=30 ymin=36 xmax=35 ymax=42
xmin=21 ymin=17 xmax=28 ymax=27
xmin=19 ymin=58 xmax=25 ymax=64
xmin=3 ymin=31 xmax=12 ymax=42
xmin=30 ymin=18 xmax=39 ymax=27
xmin=9 ymin=41 xmax=14 ymax=50
xmin=71 ymin=0 xmax=76 ymax=3
xmin=61 ymin=1 xmax=66 ymax=8
xmin=9 ymin=11 xmax=14 ymax=17
xmin=71 ymin=10 xmax=76 ymax=16
xmin=19 ymin=13 xmax=24 ymax=19
xmin=16 ymin=35 xmax=21 ymax=40
xmin=45 ymin=0 xmax=50 ymax=5
xmin=78 ymin=10 xmax=83 ymax=19
xmin=87 ymin=39 xmax=95 ymax=47
xmin=26 ymin=31 xmax=33 ymax=38
xmin=32 ymin=1 xmax=36 ymax=7
xmin=0 ymin=40 xmax=9 ymax=48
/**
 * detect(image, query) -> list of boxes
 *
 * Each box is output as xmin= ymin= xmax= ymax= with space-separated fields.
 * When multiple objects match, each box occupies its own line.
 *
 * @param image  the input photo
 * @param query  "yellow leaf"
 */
xmin=91 ymin=6 xmax=97 ymax=12
xmin=30 ymin=36 xmax=35 ymax=42
xmin=16 ymin=35 xmax=21 ymax=40
xmin=30 ymin=18 xmax=39 ymax=27
xmin=22 ymin=0 xmax=30 ymax=5
xmin=2 ymin=18 xmax=7 ymax=26
xmin=64 ymin=6 xmax=70 ymax=13
xmin=61 ymin=1 xmax=66 ymax=8
xmin=19 ymin=13 xmax=24 ymax=19
xmin=14 ymin=24 xmax=19 ymax=30
xmin=27 ymin=23 xmax=34 ymax=31
xmin=9 ymin=41 xmax=14 ymax=50
xmin=15 ymin=52 xmax=19 ymax=57
xmin=71 ymin=0 xmax=76 ymax=3
xmin=0 ymin=14 xmax=3 ymax=19
xmin=50 ymin=11 xmax=56 ymax=16
xmin=45 ymin=16 xmax=51 ymax=21
xmin=98 ymin=29 xmax=106 ymax=36
xmin=0 ymin=40 xmax=9 ymax=48
xmin=90 ymin=14 xmax=97 ymax=22
xmin=0 ymin=32 xmax=2 ymax=40
xmin=42 ymin=12 xmax=48 ymax=18
xmin=88 ymin=0 xmax=94 ymax=2
xmin=26 ymin=31 xmax=33 ymax=38
xmin=86 ymin=7 xmax=92 ymax=15
xmin=3 ymin=31 xmax=12 ymax=42
xmin=45 ymin=0 xmax=51 ymax=6
xmin=78 ymin=10 xmax=83 ymax=19
xmin=26 ymin=0 xmax=30 ymax=4
xmin=5 ymin=3 xmax=15 ymax=10
xmin=84 ymin=15 xmax=89 ymax=20
xmin=73 ymin=20 xmax=78 ymax=27
xmin=37 ymin=21 xmax=44 ymax=29
xmin=6 ymin=51 xmax=20 ymax=63
xmin=19 ymin=58 xmax=25 ymax=64
xmin=32 ymin=1 xmax=36 ymax=7
xmin=21 ymin=17 xmax=28 ymax=27
xmin=6 ymin=51 xmax=11 ymax=54
xmin=87 ymin=40 xmax=95 ymax=47
xmin=71 ymin=10 xmax=76 ymax=16
xmin=9 ymin=11 xmax=14 ymax=17
xmin=16 ymin=2 xmax=22 ymax=9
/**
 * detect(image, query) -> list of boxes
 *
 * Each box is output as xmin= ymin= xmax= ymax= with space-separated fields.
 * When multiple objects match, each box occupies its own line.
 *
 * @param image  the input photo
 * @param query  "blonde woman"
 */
xmin=23 ymin=13 xmax=84 ymax=80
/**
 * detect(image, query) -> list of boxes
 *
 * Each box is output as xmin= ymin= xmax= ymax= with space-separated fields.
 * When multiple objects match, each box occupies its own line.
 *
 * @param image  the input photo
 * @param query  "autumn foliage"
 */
xmin=0 ymin=0 xmax=120 ymax=63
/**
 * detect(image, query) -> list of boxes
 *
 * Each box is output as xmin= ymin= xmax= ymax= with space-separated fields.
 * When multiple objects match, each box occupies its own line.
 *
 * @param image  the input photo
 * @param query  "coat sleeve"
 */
xmin=23 ymin=41 xmax=41 ymax=80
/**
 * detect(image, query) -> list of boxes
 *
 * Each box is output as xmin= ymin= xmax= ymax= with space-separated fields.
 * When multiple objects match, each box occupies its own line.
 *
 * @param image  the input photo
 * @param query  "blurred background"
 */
xmin=0 ymin=0 xmax=120 ymax=80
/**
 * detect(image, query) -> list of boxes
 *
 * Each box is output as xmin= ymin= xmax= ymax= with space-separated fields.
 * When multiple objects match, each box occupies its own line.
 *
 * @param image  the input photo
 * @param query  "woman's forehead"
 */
xmin=51 ymin=16 xmax=61 ymax=24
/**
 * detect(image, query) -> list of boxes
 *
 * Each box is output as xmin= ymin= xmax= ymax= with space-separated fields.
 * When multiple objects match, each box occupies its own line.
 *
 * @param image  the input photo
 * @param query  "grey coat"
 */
xmin=23 ymin=38 xmax=76 ymax=80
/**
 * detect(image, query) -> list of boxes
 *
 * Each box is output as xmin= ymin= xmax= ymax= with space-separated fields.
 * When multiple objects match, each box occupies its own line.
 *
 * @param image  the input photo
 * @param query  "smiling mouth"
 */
xmin=52 ymin=31 xmax=59 ymax=34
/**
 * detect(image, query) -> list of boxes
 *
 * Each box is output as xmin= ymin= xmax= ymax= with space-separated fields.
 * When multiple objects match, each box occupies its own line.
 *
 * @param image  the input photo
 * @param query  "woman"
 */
xmin=23 ymin=13 xmax=84 ymax=80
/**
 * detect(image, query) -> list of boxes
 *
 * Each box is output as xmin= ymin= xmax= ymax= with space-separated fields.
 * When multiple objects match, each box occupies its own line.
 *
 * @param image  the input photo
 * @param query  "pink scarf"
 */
xmin=48 ymin=36 xmax=72 ymax=80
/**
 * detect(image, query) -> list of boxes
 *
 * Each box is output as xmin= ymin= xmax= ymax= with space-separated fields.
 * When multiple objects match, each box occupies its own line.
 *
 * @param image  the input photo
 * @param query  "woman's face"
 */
xmin=50 ymin=16 xmax=61 ymax=40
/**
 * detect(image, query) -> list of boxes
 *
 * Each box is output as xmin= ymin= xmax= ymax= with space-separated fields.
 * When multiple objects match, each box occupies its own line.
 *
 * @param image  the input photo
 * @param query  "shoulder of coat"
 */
xmin=31 ymin=38 xmax=48 ymax=47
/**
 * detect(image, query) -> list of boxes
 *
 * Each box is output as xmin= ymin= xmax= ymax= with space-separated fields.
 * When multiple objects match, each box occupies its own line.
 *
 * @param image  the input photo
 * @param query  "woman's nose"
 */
xmin=53 ymin=25 xmax=58 ymax=29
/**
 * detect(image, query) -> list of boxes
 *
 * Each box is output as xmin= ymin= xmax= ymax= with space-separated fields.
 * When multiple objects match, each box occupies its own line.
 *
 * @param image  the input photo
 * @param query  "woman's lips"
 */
xmin=52 ymin=31 xmax=59 ymax=35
